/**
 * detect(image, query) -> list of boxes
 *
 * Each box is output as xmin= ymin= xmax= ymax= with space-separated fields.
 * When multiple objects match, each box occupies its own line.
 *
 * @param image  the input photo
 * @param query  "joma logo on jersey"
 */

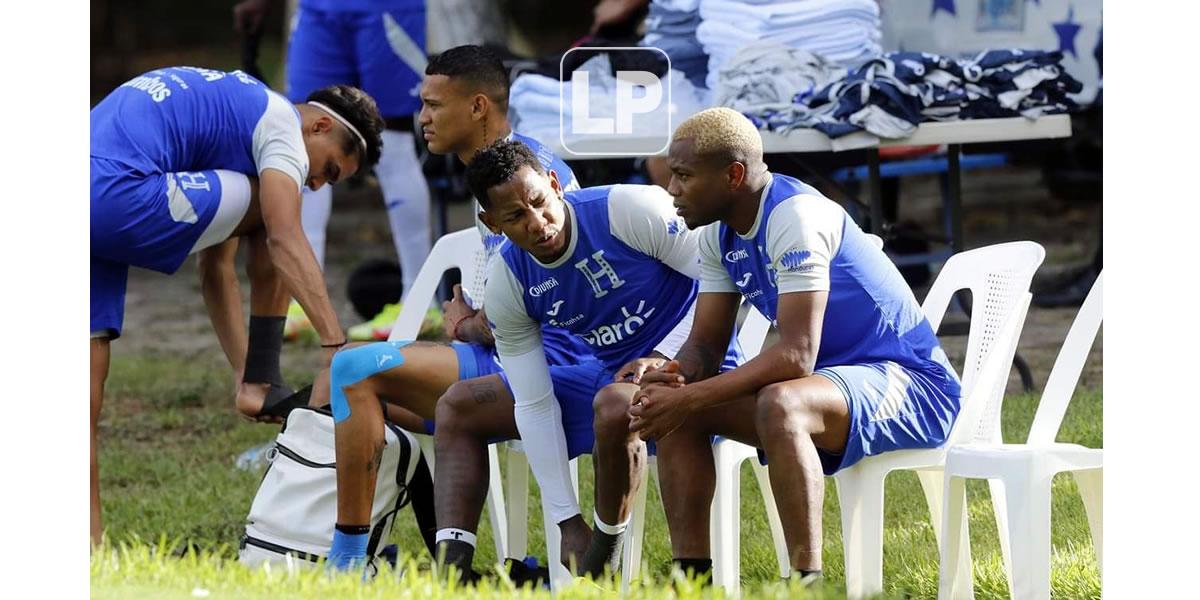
xmin=574 ymin=250 xmax=625 ymax=298
xmin=581 ymin=300 xmax=656 ymax=347
xmin=725 ymin=248 xmax=750 ymax=263
xmin=529 ymin=277 xmax=559 ymax=297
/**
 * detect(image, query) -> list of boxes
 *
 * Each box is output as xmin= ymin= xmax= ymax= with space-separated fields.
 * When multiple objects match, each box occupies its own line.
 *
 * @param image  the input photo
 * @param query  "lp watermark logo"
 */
xmin=559 ymin=47 xmax=672 ymax=156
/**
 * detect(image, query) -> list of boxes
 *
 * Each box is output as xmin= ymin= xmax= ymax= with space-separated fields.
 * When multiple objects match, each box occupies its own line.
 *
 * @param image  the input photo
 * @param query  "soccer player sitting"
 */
xmin=630 ymin=108 xmax=963 ymax=584
xmin=317 ymin=46 xmax=596 ymax=573
xmin=425 ymin=139 xmax=739 ymax=580
xmin=90 ymin=67 xmax=384 ymax=545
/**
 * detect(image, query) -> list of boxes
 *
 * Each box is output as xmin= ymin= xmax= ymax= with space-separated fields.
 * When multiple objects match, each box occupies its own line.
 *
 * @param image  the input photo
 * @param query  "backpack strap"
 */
xmin=365 ymin=422 xmax=416 ymax=556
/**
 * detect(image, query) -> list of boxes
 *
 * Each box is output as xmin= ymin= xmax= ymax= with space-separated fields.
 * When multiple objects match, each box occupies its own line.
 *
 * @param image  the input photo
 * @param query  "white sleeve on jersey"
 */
xmin=652 ymin=299 xmax=695 ymax=358
xmin=484 ymin=258 xmax=543 ymax=357
xmin=483 ymin=257 xmax=581 ymax=523
xmin=698 ymin=224 xmax=739 ymax=294
xmin=252 ymin=92 xmax=309 ymax=193
xmin=766 ymin=194 xmax=845 ymax=295
xmin=501 ymin=346 xmax=581 ymax=523
xmin=606 ymin=185 xmax=701 ymax=279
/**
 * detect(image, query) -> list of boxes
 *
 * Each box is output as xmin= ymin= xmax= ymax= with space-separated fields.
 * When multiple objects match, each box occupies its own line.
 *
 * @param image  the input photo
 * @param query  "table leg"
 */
xmin=867 ymin=149 xmax=884 ymax=236
xmin=947 ymin=144 xmax=963 ymax=253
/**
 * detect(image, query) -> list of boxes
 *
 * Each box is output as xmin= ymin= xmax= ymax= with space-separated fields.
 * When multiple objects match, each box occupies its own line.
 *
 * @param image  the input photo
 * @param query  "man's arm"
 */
xmin=679 ymin=290 xmax=827 ymax=410
xmin=669 ymin=292 xmax=740 ymax=383
xmin=485 ymin=260 xmax=580 ymax=524
xmin=258 ymin=168 xmax=343 ymax=353
xmin=197 ymin=237 xmax=247 ymax=375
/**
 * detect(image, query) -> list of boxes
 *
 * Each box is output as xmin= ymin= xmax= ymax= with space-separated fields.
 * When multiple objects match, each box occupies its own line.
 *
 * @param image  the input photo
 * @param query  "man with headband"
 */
xmin=90 ymin=66 xmax=384 ymax=545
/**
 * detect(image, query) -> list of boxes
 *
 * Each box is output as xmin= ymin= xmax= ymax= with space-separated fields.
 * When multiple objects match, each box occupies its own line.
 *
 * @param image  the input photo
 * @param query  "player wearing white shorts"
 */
xmin=90 ymin=66 xmax=384 ymax=545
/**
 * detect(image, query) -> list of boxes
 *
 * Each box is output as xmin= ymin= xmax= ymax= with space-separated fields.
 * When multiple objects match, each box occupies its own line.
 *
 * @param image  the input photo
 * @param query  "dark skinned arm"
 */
xmin=631 ymin=291 xmax=828 ymax=440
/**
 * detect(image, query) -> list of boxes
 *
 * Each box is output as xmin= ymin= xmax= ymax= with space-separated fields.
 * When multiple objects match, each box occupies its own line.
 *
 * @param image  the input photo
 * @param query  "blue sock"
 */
xmin=328 ymin=529 xmax=369 ymax=571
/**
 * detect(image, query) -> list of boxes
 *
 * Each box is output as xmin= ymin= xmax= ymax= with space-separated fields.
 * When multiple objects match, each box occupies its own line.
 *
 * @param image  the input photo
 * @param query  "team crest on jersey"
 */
xmin=780 ymin=249 xmax=815 ymax=273
xmin=574 ymin=250 xmax=625 ymax=298
xmin=666 ymin=217 xmax=685 ymax=236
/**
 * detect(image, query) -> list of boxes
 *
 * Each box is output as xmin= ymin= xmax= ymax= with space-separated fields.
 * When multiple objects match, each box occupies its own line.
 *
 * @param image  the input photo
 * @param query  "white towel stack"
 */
xmin=697 ymin=0 xmax=882 ymax=90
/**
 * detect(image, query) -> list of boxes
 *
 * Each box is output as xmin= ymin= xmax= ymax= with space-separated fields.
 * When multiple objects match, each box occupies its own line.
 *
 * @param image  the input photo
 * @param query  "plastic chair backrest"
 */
xmin=737 ymin=305 xmax=772 ymax=359
xmin=1026 ymin=271 xmax=1103 ymax=445
xmin=389 ymin=228 xmax=486 ymax=341
xmin=921 ymin=241 xmax=1045 ymax=390
xmin=945 ymin=293 xmax=1031 ymax=446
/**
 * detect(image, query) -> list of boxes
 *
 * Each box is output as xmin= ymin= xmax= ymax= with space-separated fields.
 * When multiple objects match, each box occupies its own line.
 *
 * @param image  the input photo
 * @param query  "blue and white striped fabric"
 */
xmin=736 ymin=49 xmax=1082 ymax=139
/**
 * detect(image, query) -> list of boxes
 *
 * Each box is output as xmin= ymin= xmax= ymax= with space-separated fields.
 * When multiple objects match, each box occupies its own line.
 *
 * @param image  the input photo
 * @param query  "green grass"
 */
xmin=95 ymin=353 xmax=1101 ymax=598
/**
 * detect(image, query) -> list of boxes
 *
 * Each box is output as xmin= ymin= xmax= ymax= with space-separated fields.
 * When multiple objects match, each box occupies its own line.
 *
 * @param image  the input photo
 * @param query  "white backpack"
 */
xmin=239 ymin=406 xmax=422 ymax=569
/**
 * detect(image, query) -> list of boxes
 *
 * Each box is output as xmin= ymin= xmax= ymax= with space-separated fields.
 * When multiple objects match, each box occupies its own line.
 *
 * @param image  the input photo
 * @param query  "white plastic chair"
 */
xmin=706 ymin=241 xmax=1046 ymax=596
xmin=834 ymin=241 xmax=1044 ymax=600
xmin=388 ymin=228 xmax=511 ymax=562
xmin=619 ymin=305 xmax=786 ymax=590
xmin=938 ymin=272 xmax=1103 ymax=600
xmin=393 ymin=228 xmax=584 ymax=588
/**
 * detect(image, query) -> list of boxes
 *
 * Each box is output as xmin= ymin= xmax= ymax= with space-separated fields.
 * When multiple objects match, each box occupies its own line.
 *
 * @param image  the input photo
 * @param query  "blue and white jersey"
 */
xmin=486 ymin=184 xmax=700 ymax=371
xmin=91 ymin=67 xmax=308 ymax=192
xmin=471 ymin=132 xmax=587 ymax=364
xmin=699 ymin=173 xmax=957 ymax=380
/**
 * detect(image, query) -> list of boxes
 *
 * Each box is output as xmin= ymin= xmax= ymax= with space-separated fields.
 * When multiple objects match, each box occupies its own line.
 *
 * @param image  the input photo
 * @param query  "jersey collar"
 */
xmin=737 ymin=173 xmax=775 ymax=241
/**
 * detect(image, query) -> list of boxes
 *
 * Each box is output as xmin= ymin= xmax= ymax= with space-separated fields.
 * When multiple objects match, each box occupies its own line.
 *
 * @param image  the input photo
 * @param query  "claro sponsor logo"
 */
xmin=581 ymin=300 xmax=656 ymax=347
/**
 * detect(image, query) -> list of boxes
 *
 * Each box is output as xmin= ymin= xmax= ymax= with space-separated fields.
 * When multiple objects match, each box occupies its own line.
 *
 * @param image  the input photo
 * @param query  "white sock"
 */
xmin=299 ymin=184 xmax=333 ymax=269
xmin=376 ymin=129 xmax=432 ymax=293
xmin=435 ymin=528 xmax=477 ymax=547
xmin=594 ymin=510 xmax=630 ymax=535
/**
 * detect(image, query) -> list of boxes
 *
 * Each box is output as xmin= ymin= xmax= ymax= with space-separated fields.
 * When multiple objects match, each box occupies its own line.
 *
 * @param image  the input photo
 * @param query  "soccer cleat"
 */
xmin=283 ymin=300 xmax=318 ymax=343
xmin=348 ymin=303 xmax=402 ymax=341
xmin=348 ymin=303 xmax=445 ymax=342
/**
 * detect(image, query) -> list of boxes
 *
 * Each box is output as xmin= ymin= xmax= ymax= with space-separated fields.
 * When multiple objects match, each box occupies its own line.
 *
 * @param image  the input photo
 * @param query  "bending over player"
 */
xmin=90 ymin=67 xmax=383 ymax=545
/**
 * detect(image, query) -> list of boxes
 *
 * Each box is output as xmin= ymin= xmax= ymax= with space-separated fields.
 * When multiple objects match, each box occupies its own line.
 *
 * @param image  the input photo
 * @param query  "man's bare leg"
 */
xmin=90 ymin=336 xmax=111 ymax=547
xmin=654 ymin=392 xmax=760 ymax=574
xmin=235 ymin=229 xmax=294 ymax=419
xmin=433 ymin=375 xmax=519 ymax=574
xmin=334 ymin=379 xmax=388 ymax=527
xmin=580 ymin=382 xmax=647 ymax=576
xmin=433 ymin=375 xmax=592 ymax=575
xmin=326 ymin=341 xmax=464 ymax=569
xmin=654 ymin=376 xmax=848 ymax=575
xmin=310 ymin=341 xmax=461 ymax=419
xmin=753 ymin=377 xmax=849 ymax=574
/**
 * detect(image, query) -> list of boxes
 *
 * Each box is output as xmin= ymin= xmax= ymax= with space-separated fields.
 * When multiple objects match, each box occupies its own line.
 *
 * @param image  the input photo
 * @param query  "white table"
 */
xmin=548 ymin=114 xmax=1073 ymax=253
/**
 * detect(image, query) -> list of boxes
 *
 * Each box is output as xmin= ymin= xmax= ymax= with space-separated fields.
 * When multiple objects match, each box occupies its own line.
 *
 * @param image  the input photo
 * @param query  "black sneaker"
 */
xmin=506 ymin=557 xmax=550 ymax=589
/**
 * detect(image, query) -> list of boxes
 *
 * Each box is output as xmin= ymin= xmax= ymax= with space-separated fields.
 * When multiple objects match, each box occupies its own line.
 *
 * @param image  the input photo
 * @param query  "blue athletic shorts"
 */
xmin=91 ymin=159 xmax=251 ymax=337
xmin=498 ymin=360 xmax=610 ymax=459
xmin=286 ymin=6 xmax=426 ymax=118
xmin=810 ymin=361 xmax=962 ymax=475
xmin=431 ymin=342 xmax=607 ymax=455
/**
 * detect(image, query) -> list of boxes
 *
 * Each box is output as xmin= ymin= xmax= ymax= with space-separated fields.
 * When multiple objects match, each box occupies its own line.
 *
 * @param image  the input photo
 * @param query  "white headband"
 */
xmin=306 ymin=101 xmax=368 ymax=155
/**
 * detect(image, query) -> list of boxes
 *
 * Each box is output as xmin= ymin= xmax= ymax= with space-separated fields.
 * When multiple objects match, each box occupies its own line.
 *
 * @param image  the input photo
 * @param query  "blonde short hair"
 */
xmin=672 ymin=107 xmax=763 ymax=163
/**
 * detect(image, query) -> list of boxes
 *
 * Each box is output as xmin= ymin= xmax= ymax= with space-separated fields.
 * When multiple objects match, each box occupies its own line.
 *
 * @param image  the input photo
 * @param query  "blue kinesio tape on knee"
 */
xmin=329 ymin=341 xmax=412 ymax=423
